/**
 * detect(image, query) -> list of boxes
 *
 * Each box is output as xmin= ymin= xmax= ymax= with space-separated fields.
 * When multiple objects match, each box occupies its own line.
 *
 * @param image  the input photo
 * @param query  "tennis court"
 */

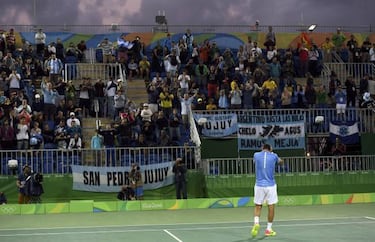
xmin=0 ymin=203 xmax=374 ymax=242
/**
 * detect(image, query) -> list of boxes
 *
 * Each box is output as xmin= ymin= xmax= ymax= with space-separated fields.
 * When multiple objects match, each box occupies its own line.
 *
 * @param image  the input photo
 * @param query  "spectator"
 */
xmin=308 ymin=45 xmax=320 ymax=77
xmin=30 ymin=93 xmax=43 ymax=116
xmin=130 ymin=163 xmax=144 ymax=200
xmin=68 ymin=133 xmax=82 ymax=150
xmin=99 ymin=124 xmax=116 ymax=166
xmin=159 ymin=87 xmax=174 ymax=118
xmin=154 ymin=110 xmax=169 ymax=139
xmin=0 ymin=119 xmax=16 ymax=150
xmin=66 ymin=119 xmax=82 ymax=138
xmin=177 ymin=69 xmax=191 ymax=95
xmin=298 ymin=43 xmax=309 ymax=77
xmin=106 ymin=78 xmax=118 ymax=117
xmin=280 ymin=86 xmax=292 ymax=109
xmin=146 ymin=82 xmax=160 ymax=114
xmin=346 ymin=34 xmax=358 ymax=63
xmin=97 ymin=38 xmax=113 ymax=63
xmin=93 ymin=79 xmax=106 ymax=117
xmin=345 ymin=76 xmax=357 ymax=107
xmin=46 ymin=54 xmax=63 ymax=85
xmin=0 ymin=191 xmax=7 ymax=205
xmin=41 ymin=79 xmax=58 ymax=121
xmin=229 ymin=82 xmax=242 ymax=109
xmin=76 ymin=40 xmax=87 ymax=62
xmin=370 ymin=43 xmax=375 ymax=65
xmin=206 ymin=98 xmax=218 ymax=110
xmin=16 ymin=164 xmax=31 ymax=204
xmin=218 ymin=89 xmax=229 ymax=109
xmin=66 ymin=112 xmax=81 ymax=127
xmin=332 ymin=28 xmax=346 ymax=52
xmin=34 ymin=29 xmax=46 ymax=57
xmin=169 ymin=108 xmax=182 ymax=141
xmin=139 ymin=56 xmax=150 ymax=79
xmin=16 ymin=116 xmax=29 ymax=150
xmin=127 ymin=58 xmax=139 ymax=81
xmin=172 ymin=157 xmax=187 ymax=199
xmin=264 ymin=26 xmax=276 ymax=49
xmin=116 ymin=118 xmax=133 ymax=147
xmin=335 ymin=85 xmax=347 ymax=120
xmin=29 ymin=121 xmax=43 ymax=149
xmin=180 ymin=92 xmax=197 ymax=129
xmin=42 ymin=122 xmax=56 ymax=148
xmin=117 ymin=185 xmax=135 ymax=201
xmin=90 ymin=129 xmax=103 ymax=165
xmin=7 ymin=69 xmax=21 ymax=93
xmin=54 ymin=120 xmax=68 ymax=149
xmin=113 ymin=89 xmax=126 ymax=120
xmin=321 ymin=37 xmax=335 ymax=63
xmin=316 ymin=85 xmax=328 ymax=109
xmin=194 ymin=60 xmax=209 ymax=91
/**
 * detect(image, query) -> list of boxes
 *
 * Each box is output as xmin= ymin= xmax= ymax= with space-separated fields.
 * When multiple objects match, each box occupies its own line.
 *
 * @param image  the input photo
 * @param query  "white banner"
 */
xmin=193 ymin=113 xmax=238 ymax=137
xmin=72 ymin=162 xmax=174 ymax=192
xmin=238 ymin=114 xmax=306 ymax=150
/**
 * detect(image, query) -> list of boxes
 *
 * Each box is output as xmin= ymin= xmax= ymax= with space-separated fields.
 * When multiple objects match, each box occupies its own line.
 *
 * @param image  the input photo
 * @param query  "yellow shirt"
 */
xmin=139 ymin=60 xmax=150 ymax=70
xmin=262 ymin=79 xmax=277 ymax=92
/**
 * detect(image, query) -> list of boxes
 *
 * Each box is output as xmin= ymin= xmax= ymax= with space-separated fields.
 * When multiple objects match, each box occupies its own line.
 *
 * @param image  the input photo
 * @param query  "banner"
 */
xmin=72 ymin=162 xmax=174 ymax=192
xmin=193 ymin=113 xmax=237 ymax=137
xmin=329 ymin=121 xmax=359 ymax=145
xmin=238 ymin=114 xmax=305 ymax=150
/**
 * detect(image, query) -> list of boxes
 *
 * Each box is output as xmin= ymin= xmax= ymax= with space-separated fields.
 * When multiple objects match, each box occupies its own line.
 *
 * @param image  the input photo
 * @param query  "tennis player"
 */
xmin=251 ymin=143 xmax=283 ymax=237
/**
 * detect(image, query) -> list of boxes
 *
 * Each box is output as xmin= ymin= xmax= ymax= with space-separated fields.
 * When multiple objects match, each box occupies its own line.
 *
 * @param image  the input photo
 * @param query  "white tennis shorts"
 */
xmin=253 ymin=185 xmax=278 ymax=205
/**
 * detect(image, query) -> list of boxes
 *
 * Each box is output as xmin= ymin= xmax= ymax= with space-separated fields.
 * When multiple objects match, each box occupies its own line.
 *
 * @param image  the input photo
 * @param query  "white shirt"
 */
xmin=35 ymin=32 xmax=46 ymax=44
xmin=16 ymin=124 xmax=29 ymax=140
xmin=180 ymin=96 xmax=194 ymax=115
xmin=66 ymin=117 xmax=81 ymax=127
xmin=178 ymin=74 xmax=190 ymax=89
xmin=370 ymin=47 xmax=375 ymax=62
xmin=8 ymin=73 xmax=21 ymax=89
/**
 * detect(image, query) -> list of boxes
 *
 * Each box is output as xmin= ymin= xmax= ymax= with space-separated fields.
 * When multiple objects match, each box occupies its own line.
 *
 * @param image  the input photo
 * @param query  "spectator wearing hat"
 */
xmin=32 ymin=93 xmax=44 ymax=117
xmin=140 ymin=103 xmax=153 ymax=122
xmin=66 ymin=112 xmax=81 ymax=127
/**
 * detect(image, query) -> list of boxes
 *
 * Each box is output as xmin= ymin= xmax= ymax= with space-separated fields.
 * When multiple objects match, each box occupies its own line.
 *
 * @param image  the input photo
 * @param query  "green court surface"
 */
xmin=0 ymin=203 xmax=374 ymax=242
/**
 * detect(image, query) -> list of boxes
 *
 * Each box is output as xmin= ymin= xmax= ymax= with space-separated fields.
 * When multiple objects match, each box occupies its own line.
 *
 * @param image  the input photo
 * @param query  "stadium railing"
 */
xmin=203 ymin=155 xmax=375 ymax=175
xmin=0 ymin=146 xmax=198 ymax=175
xmin=193 ymin=108 xmax=374 ymax=134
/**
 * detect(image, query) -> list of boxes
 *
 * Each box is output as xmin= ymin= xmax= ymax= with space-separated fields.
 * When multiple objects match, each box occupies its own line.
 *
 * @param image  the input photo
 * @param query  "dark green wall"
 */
xmin=361 ymin=133 xmax=375 ymax=155
xmin=201 ymin=138 xmax=305 ymax=158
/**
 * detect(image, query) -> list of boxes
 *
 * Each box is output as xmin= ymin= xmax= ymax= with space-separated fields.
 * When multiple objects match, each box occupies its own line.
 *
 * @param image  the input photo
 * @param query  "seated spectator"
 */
xmin=139 ymin=56 xmax=150 ymax=79
xmin=54 ymin=120 xmax=68 ymax=149
xmin=66 ymin=112 xmax=81 ymax=127
xmin=127 ymin=58 xmax=139 ymax=81
xmin=66 ymin=119 xmax=82 ymax=138
xmin=29 ymin=121 xmax=43 ymax=149
xmin=206 ymin=98 xmax=217 ymax=110
xmin=0 ymin=119 xmax=16 ymax=150
xmin=117 ymin=185 xmax=135 ymax=201
xmin=68 ymin=133 xmax=82 ymax=150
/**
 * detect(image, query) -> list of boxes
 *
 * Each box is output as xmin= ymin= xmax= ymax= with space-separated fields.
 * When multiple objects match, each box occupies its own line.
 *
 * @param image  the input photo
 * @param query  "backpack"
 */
xmin=170 ymin=55 xmax=178 ymax=66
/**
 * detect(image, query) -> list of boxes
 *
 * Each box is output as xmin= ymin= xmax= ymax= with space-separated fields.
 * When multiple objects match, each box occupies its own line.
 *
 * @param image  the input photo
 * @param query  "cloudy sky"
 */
xmin=0 ymin=0 xmax=374 ymax=27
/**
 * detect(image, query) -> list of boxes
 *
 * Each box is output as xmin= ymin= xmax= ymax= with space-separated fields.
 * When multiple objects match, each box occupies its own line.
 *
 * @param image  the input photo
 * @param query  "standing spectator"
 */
xmin=359 ymin=74 xmax=369 ymax=97
xmin=169 ymin=108 xmax=182 ymax=141
xmin=113 ymin=89 xmax=126 ymax=120
xmin=76 ymin=40 xmax=87 ymax=62
xmin=321 ymin=37 xmax=335 ymax=63
xmin=172 ymin=157 xmax=187 ymax=199
xmin=304 ymin=83 xmax=316 ymax=108
xmin=280 ymin=86 xmax=292 ymax=109
xmin=332 ymin=28 xmax=346 ymax=52
xmin=264 ymin=26 xmax=276 ymax=49
xmin=0 ymin=119 xmax=16 ymax=150
xmin=298 ymin=43 xmax=309 ymax=77
xmin=194 ymin=60 xmax=209 ymax=91
xmin=346 ymin=34 xmax=358 ymax=63
xmin=316 ymin=85 xmax=328 ymax=109
xmin=79 ymin=78 xmax=93 ymax=118
xmin=159 ymin=87 xmax=174 ymax=118
xmin=127 ymin=58 xmax=139 ymax=81
xmin=16 ymin=116 xmax=29 ymax=150
xmin=251 ymin=144 xmax=283 ymax=238
xmin=308 ymin=45 xmax=320 ymax=77
xmin=345 ymin=76 xmax=357 ymax=107
xmin=360 ymin=36 xmax=372 ymax=63
xmin=105 ymin=78 xmax=118 ymax=117
xmin=16 ymin=165 xmax=31 ymax=204
xmin=182 ymin=29 xmax=194 ymax=55
xmin=94 ymin=79 xmax=106 ymax=117
xmin=34 ymin=29 xmax=46 ymax=58
xmin=41 ymin=79 xmax=58 ymax=121
xmin=5 ymin=28 xmax=16 ymax=54
xmin=97 ymin=38 xmax=113 ymax=63
xmin=90 ymin=129 xmax=103 ymax=165
xmin=66 ymin=112 xmax=81 ymax=128
xmin=99 ymin=124 xmax=116 ymax=166
xmin=7 ymin=69 xmax=21 ymax=93
xmin=46 ymin=53 xmax=63 ymax=85
xmin=370 ymin=43 xmax=375 ymax=65
xmin=335 ymin=85 xmax=347 ymax=120
xmin=55 ymin=38 xmax=65 ymax=62
xmin=177 ymin=69 xmax=191 ymax=95
xmin=54 ymin=120 xmax=68 ymax=149
xmin=179 ymin=92 xmax=197 ymax=130
xmin=130 ymin=163 xmax=144 ymax=200
xmin=229 ymin=82 xmax=242 ymax=109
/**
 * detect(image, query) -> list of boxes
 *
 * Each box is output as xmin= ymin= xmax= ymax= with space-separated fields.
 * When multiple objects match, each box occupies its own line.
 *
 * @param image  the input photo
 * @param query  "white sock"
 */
xmin=267 ymin=222 xmax=272 ymax=230
xmin=254 ymin=216 xmax=260 ymax=224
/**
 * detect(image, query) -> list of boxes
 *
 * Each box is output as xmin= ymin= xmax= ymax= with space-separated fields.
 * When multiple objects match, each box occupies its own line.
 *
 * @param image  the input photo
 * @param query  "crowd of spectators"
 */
xmin=0 ymin=27 xmax=374 ymax=153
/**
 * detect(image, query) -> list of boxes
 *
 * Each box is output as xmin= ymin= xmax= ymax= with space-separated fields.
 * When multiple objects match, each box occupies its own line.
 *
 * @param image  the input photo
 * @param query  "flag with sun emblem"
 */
xmin=329 ymin=121 xmax=359 ymax=144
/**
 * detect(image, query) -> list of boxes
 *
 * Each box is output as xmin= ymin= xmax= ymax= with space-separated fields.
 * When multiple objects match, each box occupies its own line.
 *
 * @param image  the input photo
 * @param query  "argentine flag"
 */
xmin=329 ymin=121 xmax=359 ymax=145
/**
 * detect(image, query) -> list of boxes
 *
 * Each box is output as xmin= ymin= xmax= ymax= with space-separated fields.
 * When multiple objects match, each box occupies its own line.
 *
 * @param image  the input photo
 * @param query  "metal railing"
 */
xmin=324 ymin=63 xmax=375 ymax=83
xmin=194 ymin=108 xmax=374 ymax=134
xmin=203 ymin=155 xmax=375 ymax=175
xmin=0 ymin=146 xmax=199 ymax=175
xmin=1 ymin=24 xmax=373 ymax=34
xmin=64 ymin=63 xmax=125 ymax=82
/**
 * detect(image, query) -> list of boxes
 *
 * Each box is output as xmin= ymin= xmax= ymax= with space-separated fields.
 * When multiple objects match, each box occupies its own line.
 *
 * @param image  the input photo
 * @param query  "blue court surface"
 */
xmin=0 ymin=203 xmax=374 ymax=242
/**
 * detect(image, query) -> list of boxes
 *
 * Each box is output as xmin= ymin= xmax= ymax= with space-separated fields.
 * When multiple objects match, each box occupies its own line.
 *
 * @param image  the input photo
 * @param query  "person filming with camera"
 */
xmin=130 ymin=164 xmax=144 ymax=200
xmin=172 ymin=158 xmax=188 ymax=199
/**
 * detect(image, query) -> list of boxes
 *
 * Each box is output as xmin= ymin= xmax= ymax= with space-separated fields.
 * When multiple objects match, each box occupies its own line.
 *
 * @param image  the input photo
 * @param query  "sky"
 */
xmin=0 ymin=0 xmax=374 ymax=27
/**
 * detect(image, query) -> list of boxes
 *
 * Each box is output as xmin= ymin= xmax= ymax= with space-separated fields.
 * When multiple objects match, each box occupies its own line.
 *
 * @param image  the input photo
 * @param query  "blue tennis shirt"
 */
xmin=253 ymin=150 xmax=280 ymax=187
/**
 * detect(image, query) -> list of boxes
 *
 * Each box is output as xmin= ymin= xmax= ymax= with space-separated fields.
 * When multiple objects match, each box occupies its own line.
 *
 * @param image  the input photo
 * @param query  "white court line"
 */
xmin=164 ymin=229 xmax=183 ymax=242
xmin=365 ymin=216 xmax=375 ymax=220
xmin=0 ymin=216 xmax=365 ymax=232
xmin=0 ymin=220 xmax=374 ymax=238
